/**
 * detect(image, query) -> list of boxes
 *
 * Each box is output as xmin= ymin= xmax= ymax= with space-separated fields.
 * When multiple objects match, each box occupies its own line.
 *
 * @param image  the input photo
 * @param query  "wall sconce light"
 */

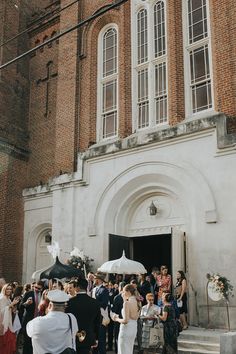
xmin=149 ymin=200 xmax=158 ymax=216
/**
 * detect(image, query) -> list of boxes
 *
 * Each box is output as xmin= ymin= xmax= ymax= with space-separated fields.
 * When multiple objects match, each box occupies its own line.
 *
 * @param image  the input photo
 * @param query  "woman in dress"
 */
xmin=113 ymin=284 xmax=140 ymax=354
xmin=158 ymin=293 xmax=178 ymax=354
xmin=174 ymin=270 xmax=188 ymax=329
xmin=0 ymin=283 xmax=21 ymax=354
xmin=156 ymin=266 xmax=171 ymax=307
xmin=140 ymin=293 xmax=160 ymax=354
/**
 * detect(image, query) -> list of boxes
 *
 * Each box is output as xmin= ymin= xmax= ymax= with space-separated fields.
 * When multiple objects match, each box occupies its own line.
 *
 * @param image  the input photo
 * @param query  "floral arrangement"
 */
xmin=67 ymin=247 xmax=94 ymax=275
xmin=206 ymin=273 xmax=234 ymax=301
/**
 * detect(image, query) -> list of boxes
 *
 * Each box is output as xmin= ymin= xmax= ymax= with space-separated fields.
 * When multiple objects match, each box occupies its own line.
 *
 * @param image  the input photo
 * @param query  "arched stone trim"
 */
xmin=91 ymin=161 xmax=217 ymax=251
xmin=23 ymin=222 xmax=52 ymax=281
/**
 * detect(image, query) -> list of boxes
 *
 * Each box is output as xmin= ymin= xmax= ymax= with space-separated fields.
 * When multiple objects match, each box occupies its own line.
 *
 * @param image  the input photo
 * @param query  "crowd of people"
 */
xmin=0 ymin=266 xmax=188 ymax=354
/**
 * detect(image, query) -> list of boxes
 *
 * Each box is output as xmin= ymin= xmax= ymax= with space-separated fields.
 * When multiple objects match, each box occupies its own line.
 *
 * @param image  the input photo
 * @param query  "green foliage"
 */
xmin=67 ymin=255 xmax=94 ymax=273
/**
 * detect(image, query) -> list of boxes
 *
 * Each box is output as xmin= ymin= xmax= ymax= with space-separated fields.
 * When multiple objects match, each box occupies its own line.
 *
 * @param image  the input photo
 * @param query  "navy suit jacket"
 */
xmin=19 ymin=290 xmax=40 ymax=327
xmin=95 ymin=285 xmax=109 ymax=310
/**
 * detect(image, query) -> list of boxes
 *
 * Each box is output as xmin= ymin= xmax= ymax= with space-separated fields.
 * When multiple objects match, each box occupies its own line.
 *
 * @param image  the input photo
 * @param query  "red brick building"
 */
xmin=0 ymin=0 xmax=236 ymax=328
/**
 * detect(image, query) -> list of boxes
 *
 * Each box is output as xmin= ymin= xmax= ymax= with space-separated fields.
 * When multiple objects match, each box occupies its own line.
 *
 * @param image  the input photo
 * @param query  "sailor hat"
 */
xmin=47 ymin=289 xmax=70 ymax=303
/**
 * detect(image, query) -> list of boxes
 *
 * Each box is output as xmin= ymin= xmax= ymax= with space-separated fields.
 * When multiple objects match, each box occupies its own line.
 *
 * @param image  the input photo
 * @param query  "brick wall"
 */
xmin=0 ymin=153 xmax=9 ymax=278
xmin=211 ymin=0 xmax=236 ymax=117
xmin=0 ymin=0 xmax=55 ymax=281
xmin=27 ymin=24 xmax=59 ymax=186
xmin=167 ymin=0 xmax=185 ymax=125
xmin=54 ymin=0 xmax=80 ymax=173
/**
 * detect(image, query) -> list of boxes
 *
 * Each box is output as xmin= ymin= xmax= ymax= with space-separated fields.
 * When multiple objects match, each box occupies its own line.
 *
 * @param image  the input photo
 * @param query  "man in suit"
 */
xmin=19 ymin=280 xmax=44 ymax=354
xmin=66 ymin=278 xmax=101 ymax=354
xmin=92 ymin=272 xmax=109 ymax=354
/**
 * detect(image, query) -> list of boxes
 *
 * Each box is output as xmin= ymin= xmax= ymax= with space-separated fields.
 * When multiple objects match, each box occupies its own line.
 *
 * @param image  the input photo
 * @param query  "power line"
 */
xmin=0 ymin=0 xmax=80 ymax=48
xmin=0 ymin=0 xmax=129 ymax=70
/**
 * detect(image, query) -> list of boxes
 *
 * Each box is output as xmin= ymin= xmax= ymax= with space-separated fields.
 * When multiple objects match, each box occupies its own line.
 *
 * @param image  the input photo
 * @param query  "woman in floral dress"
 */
xmin=156 ymin=266 xmax=171 ymax=307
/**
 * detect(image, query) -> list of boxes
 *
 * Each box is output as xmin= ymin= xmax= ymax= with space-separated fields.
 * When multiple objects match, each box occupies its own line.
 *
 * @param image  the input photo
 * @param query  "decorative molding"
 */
xmin=0 ymin=138 xmax=30 ymax=160
xmin=83 ymin=114 xmax=236 ymax=162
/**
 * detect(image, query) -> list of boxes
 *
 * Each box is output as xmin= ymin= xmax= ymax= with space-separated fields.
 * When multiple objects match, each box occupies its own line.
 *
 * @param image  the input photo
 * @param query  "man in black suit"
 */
xmin=92 ymin=272 xmax=109 ymax=354
xmin=19 ymin=280 xmax=44 ymax=354
xmin=66 ymin=278 xmax=101 ymax=354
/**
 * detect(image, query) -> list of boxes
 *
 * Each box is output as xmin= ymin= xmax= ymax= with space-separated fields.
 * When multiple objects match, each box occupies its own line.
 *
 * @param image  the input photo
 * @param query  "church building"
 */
xmin=0 ymin=0 xmax=236 ymax=329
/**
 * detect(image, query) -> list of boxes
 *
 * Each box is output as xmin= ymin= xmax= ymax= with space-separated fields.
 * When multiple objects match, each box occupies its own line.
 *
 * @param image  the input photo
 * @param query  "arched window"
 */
xmin=132 ymin=1 xmax=168 ymax=131
xmin=154 ymin=1 xmax=167 ymax=124
xmin=184 ymin=0 xmax=213 ymax=115
xmin=137 ymin=9 xmax=149 ymax=129
xmin=97 ymin=26 xmax=118 ymax=140
xmin=154 ymin=1 xmax=166 ymax=57
xmin=137 ymin=9 xmax=148 ymax=64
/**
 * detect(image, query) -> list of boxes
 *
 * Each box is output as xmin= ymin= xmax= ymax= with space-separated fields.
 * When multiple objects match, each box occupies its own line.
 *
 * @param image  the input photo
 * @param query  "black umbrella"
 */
xmin=40 ymin=256 xmax=83 ymax=279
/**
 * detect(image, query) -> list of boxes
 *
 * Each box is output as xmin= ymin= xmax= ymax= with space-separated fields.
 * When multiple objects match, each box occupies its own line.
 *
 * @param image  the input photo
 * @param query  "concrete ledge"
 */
xmin=220 ymin=332 xmax=236 ymax=354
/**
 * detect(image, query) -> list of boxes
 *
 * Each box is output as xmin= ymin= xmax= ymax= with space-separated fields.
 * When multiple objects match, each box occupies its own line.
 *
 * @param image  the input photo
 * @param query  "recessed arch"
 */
xmin=24 ymin=222 xmax=52 ymax=281
xmin=92 ymin=160 xmax=217 ymax=240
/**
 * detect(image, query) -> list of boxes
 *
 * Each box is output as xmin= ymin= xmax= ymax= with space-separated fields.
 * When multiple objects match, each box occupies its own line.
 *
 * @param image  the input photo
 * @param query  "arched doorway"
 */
xmin=108 ymin=191 xmax=186 ymax=277
xmin=35 ymin=229 xmax=52 ymax=271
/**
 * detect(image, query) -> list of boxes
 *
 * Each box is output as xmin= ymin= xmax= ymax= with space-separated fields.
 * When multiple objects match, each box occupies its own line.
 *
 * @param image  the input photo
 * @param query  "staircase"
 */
xmin=178 ymin=326 xmax=225 ymax=354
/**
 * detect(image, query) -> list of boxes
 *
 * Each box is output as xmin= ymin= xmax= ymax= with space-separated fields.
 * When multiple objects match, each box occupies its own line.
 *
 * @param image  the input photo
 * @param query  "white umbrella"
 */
xmin=97 ymin=250 xmax=147 ymax=275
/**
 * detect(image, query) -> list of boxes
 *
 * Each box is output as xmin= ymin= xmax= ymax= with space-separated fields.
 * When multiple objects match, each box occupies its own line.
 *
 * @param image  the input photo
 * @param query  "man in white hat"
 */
xmin=26 ymin=289 xmax=78 ymax=354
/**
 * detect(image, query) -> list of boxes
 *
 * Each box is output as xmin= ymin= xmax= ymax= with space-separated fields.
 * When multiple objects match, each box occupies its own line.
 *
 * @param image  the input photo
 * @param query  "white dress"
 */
xmin=118 ymin=300 xmax=138 ymax=354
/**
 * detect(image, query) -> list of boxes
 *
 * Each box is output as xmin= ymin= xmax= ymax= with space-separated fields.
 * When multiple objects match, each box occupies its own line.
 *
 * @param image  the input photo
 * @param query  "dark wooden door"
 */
xmin=109 ymin=234 xmax=131 ymax=260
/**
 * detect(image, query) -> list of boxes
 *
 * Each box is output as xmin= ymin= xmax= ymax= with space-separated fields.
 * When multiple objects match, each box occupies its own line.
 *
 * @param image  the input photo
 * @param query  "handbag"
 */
xmin=177 ymin=299 xmax=183 ymax=308
xmin=149 ymin=318 xmax=164 ymax=347
xmin=59 ymin=315 xmax=76 ymax=354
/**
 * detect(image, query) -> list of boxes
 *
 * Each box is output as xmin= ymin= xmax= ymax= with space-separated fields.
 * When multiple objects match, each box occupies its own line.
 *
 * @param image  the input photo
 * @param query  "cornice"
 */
xmin=0 ymin=138 xmax=30 ymax=161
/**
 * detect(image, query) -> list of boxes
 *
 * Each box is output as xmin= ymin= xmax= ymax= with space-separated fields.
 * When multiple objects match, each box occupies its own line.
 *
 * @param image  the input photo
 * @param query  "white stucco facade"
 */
xmin=23 ymin=115 xmax=236 ymax=329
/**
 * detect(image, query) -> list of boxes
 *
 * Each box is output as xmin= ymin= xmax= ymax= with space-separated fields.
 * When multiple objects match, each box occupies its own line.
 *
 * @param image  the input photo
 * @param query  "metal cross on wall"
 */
xmin=37 ymin=61 xmax=57 ymax=117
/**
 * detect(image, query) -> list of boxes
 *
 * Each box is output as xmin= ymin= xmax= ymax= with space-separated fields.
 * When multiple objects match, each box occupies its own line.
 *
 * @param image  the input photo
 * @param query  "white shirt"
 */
xmin=92 ymin=284 xmax=102 ymax=299
xmin=26 ymin=311 xmax=78 ymax=354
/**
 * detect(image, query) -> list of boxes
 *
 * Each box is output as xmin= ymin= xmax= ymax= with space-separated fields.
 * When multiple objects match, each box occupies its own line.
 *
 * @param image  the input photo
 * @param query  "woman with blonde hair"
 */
xmin=140 ymin=293 xmax=160 ymax=354
xmin=113 ymin=284 xmax=140 ymax=354
xmin=0 ymin=283 xmax=21 ymax=354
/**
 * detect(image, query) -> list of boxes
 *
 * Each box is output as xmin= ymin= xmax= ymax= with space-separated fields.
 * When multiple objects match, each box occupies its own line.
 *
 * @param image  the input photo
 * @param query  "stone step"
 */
xmin=178 ymin=349 xmax=219 ymax=354
xmin=177 ymin=326 xmax=223 ymax=354
xmin=178 ymin=326 xmax=224 ymax=343
xmin=178 ymin=339 xmax=220 ymax=351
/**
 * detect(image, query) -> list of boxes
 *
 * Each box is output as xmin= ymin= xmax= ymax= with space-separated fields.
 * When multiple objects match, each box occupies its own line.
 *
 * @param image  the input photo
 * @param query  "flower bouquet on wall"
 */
xmin=206 ymin=273 xmax=234 ymax=331
xmin=206 ymin=273 xmax=234 ymax=302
